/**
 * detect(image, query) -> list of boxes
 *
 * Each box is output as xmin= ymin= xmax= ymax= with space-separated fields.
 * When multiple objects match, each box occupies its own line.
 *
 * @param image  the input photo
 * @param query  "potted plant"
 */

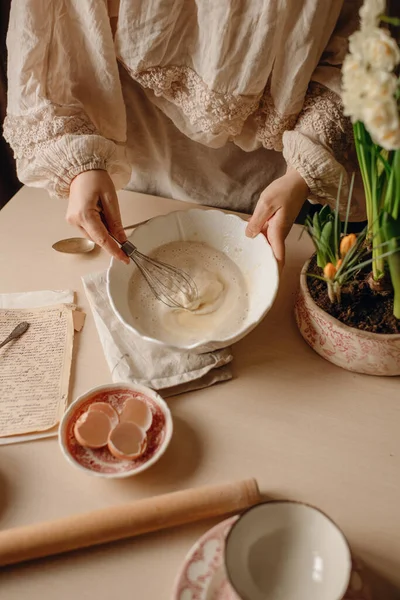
xmin=295 ymin=0 xmax=400 ymax=376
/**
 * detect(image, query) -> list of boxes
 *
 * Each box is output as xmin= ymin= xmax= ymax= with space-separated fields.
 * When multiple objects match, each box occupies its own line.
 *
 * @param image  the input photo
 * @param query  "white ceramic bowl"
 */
xmin=225 ymin=501 xmax=352 ymax=600
xmin=59 ymin=383 xmax=173 ymax=479
xmin=107 ymin=209 xmax=279 ymax=353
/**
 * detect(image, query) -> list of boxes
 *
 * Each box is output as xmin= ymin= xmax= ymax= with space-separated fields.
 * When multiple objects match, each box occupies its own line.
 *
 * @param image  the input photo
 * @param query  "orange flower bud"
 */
xmin=323 ymin=263 xmax=337 ymax=280
xmin=336 ymin=259 xmax=343 ymax=268
xmin=340 ymin=234 xmax=356 ymax=257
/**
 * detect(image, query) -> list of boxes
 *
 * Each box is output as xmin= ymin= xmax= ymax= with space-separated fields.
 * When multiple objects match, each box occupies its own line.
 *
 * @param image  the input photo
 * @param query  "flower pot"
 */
xmin=295 ymin=259 xmax=400 ymax=376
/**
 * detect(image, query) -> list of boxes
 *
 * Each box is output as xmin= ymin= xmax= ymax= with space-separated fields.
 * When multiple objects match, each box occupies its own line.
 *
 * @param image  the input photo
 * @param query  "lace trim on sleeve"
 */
xmin=293 ymin=82 xmax=353 ymax=159
xmin=254 ymin=89 xmax=298 ymax=152
xmin=3 ymin=106 xmax=98 ymax=160
xmin=281 ymin=80 xmax=367 ymax=221
xmin=282 ymin=81 xmax=367 ymax=219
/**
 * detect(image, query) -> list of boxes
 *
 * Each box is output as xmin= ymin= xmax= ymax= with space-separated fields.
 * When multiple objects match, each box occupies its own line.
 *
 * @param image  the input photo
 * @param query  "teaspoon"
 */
xmin=0 ymin=322 xmax=30 ymax=349
xmin=52 ymin=238 xmax=95 ymax=254
xmin=52 ymin=219 xmax=151 ymax=254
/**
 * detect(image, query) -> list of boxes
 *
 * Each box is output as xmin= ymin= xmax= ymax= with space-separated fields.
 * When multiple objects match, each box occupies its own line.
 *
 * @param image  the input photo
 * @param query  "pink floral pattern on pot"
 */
xmin=295 ymin=260 xmax=400 ymax=376
xmin=63 ymin=387 xmax=167 ymax=475
xmin=172 ymin=517 xmax=372 ymax=600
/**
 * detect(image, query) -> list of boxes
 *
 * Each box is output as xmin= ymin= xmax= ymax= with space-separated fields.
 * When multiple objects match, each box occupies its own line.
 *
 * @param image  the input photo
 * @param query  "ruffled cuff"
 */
xmin=3 ymin=107 xmax=131 ymax=198
xmin=13 ymin=134 xmax=131 ymax=198
xmin=283 ymin=130 xmax=366 ymax=221
xmin=282 ymin=129 xmax=348 ymax=203
xmin=281 ymin=81 xmax=366 ymax=221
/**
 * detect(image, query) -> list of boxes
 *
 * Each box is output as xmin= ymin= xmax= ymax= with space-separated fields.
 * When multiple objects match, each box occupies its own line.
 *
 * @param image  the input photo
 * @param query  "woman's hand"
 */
xmin=246 ymin=167 xmax=309 ymax=268
xmin=67 ymin=170 xmax=129 ymax=264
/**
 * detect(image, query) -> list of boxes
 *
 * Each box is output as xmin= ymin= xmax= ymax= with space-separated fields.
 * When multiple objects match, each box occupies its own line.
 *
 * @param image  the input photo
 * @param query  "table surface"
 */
xmin=0 ymin=186 xmax=399 ymax=599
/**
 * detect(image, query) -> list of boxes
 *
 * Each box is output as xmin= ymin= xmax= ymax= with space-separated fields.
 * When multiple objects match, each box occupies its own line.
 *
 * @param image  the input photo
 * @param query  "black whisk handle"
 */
xmin=120 ymin=240 xmax=137 ymax=257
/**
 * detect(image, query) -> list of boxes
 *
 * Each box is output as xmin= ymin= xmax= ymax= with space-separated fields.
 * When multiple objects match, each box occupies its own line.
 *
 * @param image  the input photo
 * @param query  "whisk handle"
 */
xmin=120 ymin=240 xmax=137 ymax=258
xmin=98 ymin=205 xmax=137 ymax=257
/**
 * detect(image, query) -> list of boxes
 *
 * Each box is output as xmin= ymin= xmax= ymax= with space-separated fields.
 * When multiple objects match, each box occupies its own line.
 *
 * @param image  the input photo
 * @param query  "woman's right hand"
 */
xmin=67 ymin=170 xmax=130 ymax=264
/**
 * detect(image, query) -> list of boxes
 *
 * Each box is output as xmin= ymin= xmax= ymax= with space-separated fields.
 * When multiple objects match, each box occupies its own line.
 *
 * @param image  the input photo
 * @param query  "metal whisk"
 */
xmin=100 ymin=210 xmax=198 ymax=309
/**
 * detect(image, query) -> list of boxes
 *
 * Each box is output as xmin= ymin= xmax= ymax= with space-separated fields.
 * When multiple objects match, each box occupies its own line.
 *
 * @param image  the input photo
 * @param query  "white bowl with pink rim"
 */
xmin=224 ymin=501 xmax=352 ymax=600
xmin=107 ymin=209 xmax=279 ymax=354
xmin=59 ymin=382 xmax=173 ymax=479
xmin=295 ymin=259 xmax=400 ymax=376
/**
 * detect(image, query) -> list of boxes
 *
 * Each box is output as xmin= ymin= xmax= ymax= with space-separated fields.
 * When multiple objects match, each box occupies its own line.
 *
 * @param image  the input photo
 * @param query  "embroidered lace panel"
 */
xmin=3 ymin=107 xmax=97 ymax=159
xmin=294 ymin=82 xmax=353 ymax=158
xmin=133 ymin=65 xmax=261 ymax=137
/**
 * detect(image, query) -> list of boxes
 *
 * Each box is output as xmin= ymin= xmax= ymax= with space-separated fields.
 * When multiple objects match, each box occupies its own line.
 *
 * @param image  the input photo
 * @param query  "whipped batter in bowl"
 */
xmin=128 ymin=241 xmax=249 ymax=346
xmin=107 ymin=209 xmax=279 ymax=353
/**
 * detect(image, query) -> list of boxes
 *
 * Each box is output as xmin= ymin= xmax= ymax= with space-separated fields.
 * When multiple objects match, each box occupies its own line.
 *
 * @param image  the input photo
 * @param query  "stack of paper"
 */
xmin=0 ymin=291 xmax=85 ymax=445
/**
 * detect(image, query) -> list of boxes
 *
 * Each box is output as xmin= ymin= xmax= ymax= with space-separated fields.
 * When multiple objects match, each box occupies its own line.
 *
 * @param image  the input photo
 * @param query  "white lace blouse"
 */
xmin=3 ymin=0 xmax=366 ymax=219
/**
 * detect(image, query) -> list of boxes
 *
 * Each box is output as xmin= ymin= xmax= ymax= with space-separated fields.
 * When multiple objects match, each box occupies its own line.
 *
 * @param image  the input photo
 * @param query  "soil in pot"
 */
xmin=307 ymin=255 xmax=400 ymax=334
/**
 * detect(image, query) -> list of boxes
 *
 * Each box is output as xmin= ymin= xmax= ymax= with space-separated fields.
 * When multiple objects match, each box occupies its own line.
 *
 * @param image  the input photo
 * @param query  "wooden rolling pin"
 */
xmin=0 ymin=478 xmax=260 ymax=566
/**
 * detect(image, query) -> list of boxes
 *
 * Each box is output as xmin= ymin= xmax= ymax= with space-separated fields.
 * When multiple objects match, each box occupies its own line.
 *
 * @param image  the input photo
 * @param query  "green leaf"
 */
xmin=306 ymin=273 xmax=327 ymax=282
xmin=319 ymin=221 xmax=335 ymax=264
xmin=379 ymin=14 xmax=400 ymax=26
xmin=318 ymin=205 xmax=332 ymax=226
xmin=334 ymin=174 xmax=343 ymax=260
xmin=321 ymin=221 xmax=333 ymax=246
xmin=377 ymin=150 xmax=392 ymax=178
xmin=381 ymin=212 xmax=400 ymax=318
xmin=383 ymin=160 xmax=395 ymax=215
xmin=345 ymin=246 xmax=400 ymax=276
xmin=313 ymin=211 xmax=321 ymax=239
xmin=392 ymin=150 xmax=400 ymax=220
xmin=344 ymin=173 xmax=355 ymax=238
xmin=311 ymin=211 xmax=325 ymax=267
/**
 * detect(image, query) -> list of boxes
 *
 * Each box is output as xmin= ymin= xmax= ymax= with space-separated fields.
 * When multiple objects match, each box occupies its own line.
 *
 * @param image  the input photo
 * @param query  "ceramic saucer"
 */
xmin=172 ymin=517 xmax=372 ymax=600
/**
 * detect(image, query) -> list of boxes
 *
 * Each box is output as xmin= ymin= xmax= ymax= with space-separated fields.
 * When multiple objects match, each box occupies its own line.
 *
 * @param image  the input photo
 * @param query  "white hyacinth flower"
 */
xmin=367 ymin=70 xmax=399 ymax=100
xmin=348 ymin=31 xmax=367 ymax=61
xmin=342 ymin=66 xmax=398 ymax=122
xmin=362 ymin=28 xmax=400 ymax=71
xmin=363 ymin=97 xmax=400 ymax=150
xmin=342 ymin=0 xmax=400 ymax=148
xmin=359 ymin=0 xmax=386 ymax=30
xmin=349 ymin=28 xmax=400 ymax=72
xmin=342 ymin=56 xmax=369 ymax=121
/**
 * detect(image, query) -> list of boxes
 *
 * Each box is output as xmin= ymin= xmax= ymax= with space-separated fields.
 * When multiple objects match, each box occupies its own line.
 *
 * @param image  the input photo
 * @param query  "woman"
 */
xmin=4 ymin=0 xmax=365 ymax=267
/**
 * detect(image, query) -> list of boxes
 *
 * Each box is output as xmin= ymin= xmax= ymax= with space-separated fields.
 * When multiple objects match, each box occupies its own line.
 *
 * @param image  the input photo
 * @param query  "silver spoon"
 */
xmin=52 ymin=238 xmax=95 ymax=254
xmin=51 ymin=220 xmax=150 ymax=255
xmin=0 ymin=322 xmax=30 ymax=349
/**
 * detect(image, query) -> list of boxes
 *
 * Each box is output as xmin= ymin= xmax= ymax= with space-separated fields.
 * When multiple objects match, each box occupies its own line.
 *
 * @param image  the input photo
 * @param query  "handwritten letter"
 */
xmin=0 ymin=306 xmax=74 ymax=436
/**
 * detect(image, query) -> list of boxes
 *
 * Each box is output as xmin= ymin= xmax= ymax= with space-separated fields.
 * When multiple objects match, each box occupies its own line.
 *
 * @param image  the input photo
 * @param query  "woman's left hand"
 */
xmin=246 ymin=167 xmax=309 ymax=268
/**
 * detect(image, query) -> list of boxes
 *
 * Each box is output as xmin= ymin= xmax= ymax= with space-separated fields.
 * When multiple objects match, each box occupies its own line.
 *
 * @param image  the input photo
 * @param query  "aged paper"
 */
xmin=0 ymin=305 xmax=74 ymax=437
xmin=72 ymin=309 xmax=86 ymax=332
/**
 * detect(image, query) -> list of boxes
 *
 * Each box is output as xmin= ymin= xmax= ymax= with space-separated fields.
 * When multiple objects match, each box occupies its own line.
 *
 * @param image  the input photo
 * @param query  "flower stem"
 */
xmin=354 ymin=123 xmax=373 ymax=228
xmin=327 ymin=282 xmax=336 ymax=304
xmin=333 ymin=281 xmax=342 ymax=303
xmin=370 ymin=146 xmax=385 ymax=279
xmin=382 ymin=213 xmax=400 ymax=320
xmin=354 ymin=123 xmax=386 ymax=281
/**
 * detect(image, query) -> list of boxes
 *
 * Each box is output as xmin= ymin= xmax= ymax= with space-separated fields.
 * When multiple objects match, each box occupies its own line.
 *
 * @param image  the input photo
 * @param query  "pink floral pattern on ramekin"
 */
xmin=295 ymin=260 xmax=400 ymax=376
xmin=172 ymin=517 xmax=372 ymax=600
xmin=65 ymin=387 xmax=166 ymax=475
